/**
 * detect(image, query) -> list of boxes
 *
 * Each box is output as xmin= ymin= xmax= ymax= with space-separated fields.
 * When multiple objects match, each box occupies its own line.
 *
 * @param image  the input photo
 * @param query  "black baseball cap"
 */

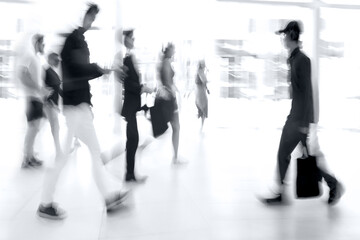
xmin=123 ymin=29 xmax=134 ymax=38
xmin=276 ymin=21 xmax=301 ymax=35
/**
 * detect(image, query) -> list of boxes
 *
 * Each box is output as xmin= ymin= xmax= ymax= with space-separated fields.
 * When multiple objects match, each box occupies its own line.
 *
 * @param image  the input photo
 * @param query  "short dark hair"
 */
xmin=48 ymin=52 xmax=59 ymax=62
xmin=32 ymin=34 xmax=44 ymax=47
xmin=163 ymin=43 xmax=174 ymax=55
xmin=123 ymin=29 xmax=134 ymax=38
xmin=86 ymin=3 xmax=99 ymax=16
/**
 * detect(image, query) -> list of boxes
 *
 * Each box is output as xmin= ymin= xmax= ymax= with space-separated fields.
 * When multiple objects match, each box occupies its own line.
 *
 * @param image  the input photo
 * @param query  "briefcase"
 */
xmin=296 ymin=146 xmax=322 ymax=198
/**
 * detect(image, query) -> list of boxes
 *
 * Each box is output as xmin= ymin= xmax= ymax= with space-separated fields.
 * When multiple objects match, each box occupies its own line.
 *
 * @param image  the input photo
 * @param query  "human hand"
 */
xmin=141 ymin=85 xmax=154 ymax=94
xmin=157 ymin=87 xmax=171 ymax=100
xmin=100 ymin=68 xmax=112 ymax=75
xmin=207 ymin=89 xmax=210 ymax=94
xmin=298 ymin=127 xmax=309 ymax=134
xmin=41 ymin=87 xmax=53 ymax=100
xmin=113 ymin=65 xmax=127 ymax=83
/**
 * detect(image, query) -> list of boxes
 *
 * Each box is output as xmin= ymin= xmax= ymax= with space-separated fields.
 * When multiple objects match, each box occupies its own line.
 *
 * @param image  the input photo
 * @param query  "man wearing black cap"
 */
xmin=122 ymin=29 xmax=153 ymax=183
xmin=262 ymin=20 xmax=343 ymax=205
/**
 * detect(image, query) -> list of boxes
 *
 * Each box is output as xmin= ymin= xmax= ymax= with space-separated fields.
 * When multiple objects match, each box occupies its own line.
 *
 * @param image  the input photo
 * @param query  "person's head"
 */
xmin=162 ymin=43 xmax=175 ymax=59
xmin=83 ymin=3 xmax=99 ymax=31
xmin=123 ymin=29 xmax=134 ymax=49
xmin=276 ymin=20 xmax=301 ymax=50
xmin=47 ymin=52 xmax=60 ymax=67
xmin=198 ymin=60 xmax=206 ymax=70
xmin=32 ymin=34 xmax=45 ymax=54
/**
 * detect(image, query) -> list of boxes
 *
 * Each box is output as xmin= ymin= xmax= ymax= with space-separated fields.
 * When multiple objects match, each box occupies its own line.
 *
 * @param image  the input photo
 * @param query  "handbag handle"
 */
xmin=301 ymin=135 xmax=309 ymax=158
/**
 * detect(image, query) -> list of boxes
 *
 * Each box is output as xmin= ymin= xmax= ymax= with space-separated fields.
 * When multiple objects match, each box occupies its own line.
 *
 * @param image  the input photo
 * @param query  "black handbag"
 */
xmin=296 ymin=144 xmax=322 ymax=198
xmin=149 ymin=97 xmax=169 ymax=138
xmin=149 ymin=87 xmax=177 ymax=138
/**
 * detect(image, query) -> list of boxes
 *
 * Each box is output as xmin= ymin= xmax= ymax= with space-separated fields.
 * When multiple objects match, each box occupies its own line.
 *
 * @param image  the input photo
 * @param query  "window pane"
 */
xmin=218 ymin=0 xmax=312 ymax=2
xmin=322 ymin=0 xmax=360 ymax=5
xmin=213 ymin=2 xmax=313 ymax=99
xmin=261 ymin=0 xmax=311 ymax=2
xmin=319 ymin=8 xmax=360 ymax=129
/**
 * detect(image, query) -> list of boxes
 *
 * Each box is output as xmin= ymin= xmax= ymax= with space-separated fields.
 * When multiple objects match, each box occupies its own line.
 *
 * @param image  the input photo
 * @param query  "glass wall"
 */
xmin=322 ymin=0 xmax=360 ymax=5
xmin=0 ymin=2 xmax=29 ymax=98
xmin=1 ymin=0 xmax=360 ymax=129
xmin=319 ymin=7 xmax=360 ymax=129
xmin=211 ymin=2 xmax=314 ymax=100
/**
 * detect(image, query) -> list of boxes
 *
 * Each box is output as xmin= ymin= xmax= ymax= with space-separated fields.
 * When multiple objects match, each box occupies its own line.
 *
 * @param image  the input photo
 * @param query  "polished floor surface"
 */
xmin=0 ymin=96 xmax=359 ymax=240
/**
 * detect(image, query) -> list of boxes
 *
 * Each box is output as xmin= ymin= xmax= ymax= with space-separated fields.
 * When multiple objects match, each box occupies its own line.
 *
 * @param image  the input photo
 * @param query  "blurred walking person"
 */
xmin=157 ymin=43 xmax=185 ymax=164
xmin=261 ymin=21 xmax=343 ymax=206
xmin=195 ymin=60 xmax=209 ymax=132
xmin=37 ymin=4 xmax=128 ymax=220
xmin=43 ymin=52 xmax=63 ymax=158
xmin=18 ymin=34 xmax=49 ymax=168
xmin=121 ymin=29 xmax=153 ymax=182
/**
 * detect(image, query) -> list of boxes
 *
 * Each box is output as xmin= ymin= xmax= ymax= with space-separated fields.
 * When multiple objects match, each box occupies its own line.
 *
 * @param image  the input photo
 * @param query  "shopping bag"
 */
xmin=149 ymin=97 xmax=169 ymax=138
xmin=296 ymin=145 xmax=322 ymax=198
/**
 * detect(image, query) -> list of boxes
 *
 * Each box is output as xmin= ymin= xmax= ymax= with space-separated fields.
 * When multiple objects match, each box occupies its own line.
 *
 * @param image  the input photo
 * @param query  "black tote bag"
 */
xmin=296 ymin=145 xmax=322 ymax=198
xmin=150 ymin=96 xmax=176 ymax=138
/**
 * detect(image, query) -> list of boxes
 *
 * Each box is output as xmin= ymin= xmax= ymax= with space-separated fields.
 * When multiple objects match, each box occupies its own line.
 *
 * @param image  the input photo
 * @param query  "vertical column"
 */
xmin=113 ymin=0 xmax=123 ymax=131
xmin=312 ymin=0 xmax=320 ymax=124
xmin=115 ymin=0 xmax=123 ymax=52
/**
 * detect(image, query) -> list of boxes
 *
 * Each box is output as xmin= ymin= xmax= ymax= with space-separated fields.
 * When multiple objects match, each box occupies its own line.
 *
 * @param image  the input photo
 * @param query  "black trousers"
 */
xmin=125 ymin=114 xmax=139 ymax=177
xmin=278 ymin=120 xmax=337 ymax=189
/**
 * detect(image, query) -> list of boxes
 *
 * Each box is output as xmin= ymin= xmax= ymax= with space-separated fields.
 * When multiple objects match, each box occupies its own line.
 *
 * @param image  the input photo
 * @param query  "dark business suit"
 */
xmin=278 ymin=47 xmax=337 ymax=189
xmin=121 ymin=54 xmax=142 ymax=179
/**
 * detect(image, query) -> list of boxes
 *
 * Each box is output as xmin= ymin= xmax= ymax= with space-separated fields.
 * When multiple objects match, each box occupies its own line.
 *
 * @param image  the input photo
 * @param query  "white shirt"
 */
xmin=17 ymin=50 xmax=44 ymax=99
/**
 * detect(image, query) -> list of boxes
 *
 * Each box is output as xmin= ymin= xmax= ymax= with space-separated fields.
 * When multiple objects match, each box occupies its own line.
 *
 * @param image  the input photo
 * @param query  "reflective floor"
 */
xmin=0 ymin=96 xmax=359 ymax=240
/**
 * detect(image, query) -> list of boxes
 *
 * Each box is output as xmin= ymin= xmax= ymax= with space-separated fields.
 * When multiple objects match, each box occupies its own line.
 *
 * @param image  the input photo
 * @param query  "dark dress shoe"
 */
xmin=260 ymin=194 xmax=283 ymax=205
xmin=125 ymin=174 xmax=148 ymax=183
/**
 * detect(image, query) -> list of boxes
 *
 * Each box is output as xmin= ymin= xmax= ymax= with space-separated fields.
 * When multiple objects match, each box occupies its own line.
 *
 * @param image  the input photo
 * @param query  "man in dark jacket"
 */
xmin=122 ymin=29 xmax=153 ymax=182
xmin=38 ymin=4 xmax=128 ymax=220
xmin=262 ymin=21 xmax=343 ymax=205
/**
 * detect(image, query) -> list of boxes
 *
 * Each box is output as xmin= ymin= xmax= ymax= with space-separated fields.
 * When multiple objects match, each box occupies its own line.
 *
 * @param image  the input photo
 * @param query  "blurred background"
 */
xmin=1 ymin=1 xmax=360 ymax=239
xmin=1 ymin=0 xmax=360 ymax=130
